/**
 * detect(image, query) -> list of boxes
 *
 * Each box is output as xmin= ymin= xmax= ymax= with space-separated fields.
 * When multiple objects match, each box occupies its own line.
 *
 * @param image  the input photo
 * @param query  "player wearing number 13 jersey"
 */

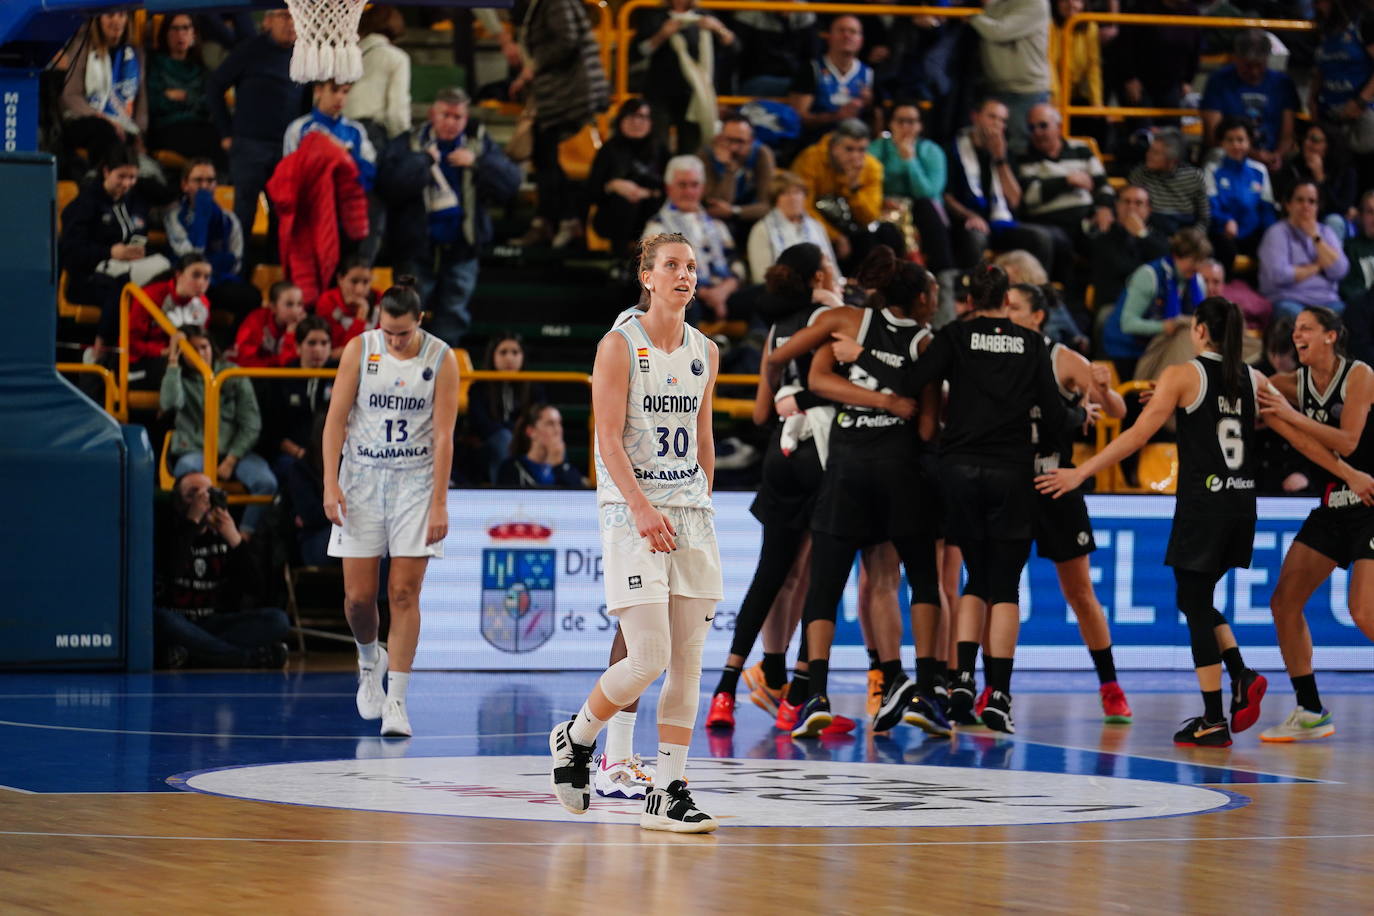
xmin=1039 ymin=298 xmax=1360 ymax=747
xmin=322 ymin=280 xmax=460 ymax=739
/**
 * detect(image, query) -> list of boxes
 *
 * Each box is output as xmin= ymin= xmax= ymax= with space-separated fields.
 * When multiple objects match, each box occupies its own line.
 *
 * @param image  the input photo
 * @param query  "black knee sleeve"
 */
xmin=893 ymin=534 xmax=940 ymax=606
xmin=1175 ymin=568 xmax=1224 ymax=669
xmin=987 ymin=538 xmax=1032 ymax=606
xmin=962 ymin=538 xmax=990 ymax=602
xmin=728 ymin=524 xmax=804 ymax=658
xmin=801 ymin=532 xmax=861 ymax=627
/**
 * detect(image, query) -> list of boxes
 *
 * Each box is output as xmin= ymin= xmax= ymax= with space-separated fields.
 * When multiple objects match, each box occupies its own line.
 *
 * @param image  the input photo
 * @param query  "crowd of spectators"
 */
xmin=47 ymin=2 xmax=1374 ymax=666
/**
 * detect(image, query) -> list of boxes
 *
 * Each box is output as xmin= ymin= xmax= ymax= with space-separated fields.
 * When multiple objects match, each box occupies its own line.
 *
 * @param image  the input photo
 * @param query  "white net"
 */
xmin=284 ymin=0 xmax=369 ymax=83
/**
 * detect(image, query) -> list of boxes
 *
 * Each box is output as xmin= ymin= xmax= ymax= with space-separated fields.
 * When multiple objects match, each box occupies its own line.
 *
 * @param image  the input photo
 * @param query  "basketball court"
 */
xmin=4 ymin=666 xmax=1374 ymax=910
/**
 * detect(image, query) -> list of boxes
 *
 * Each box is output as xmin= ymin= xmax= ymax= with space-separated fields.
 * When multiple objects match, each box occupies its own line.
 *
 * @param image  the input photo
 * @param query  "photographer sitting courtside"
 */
xmin=154 ymin=472 xmax=289 ymax=669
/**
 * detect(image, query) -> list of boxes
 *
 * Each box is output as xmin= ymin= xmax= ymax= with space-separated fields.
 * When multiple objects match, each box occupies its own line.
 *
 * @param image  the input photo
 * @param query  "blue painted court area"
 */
xmin=0 ymin=669 xmax=1349 ymax=795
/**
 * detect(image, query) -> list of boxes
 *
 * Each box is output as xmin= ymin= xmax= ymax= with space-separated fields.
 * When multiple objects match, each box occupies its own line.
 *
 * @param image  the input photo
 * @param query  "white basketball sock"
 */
xmin=605 ymin=711 xmax=637 ymax=762
xmin=656 ymin=742 xmax=689 ymax=788
xmin=387 ymin=671 xmax=409 ymax=703
xmin=570 ymin=701 xmax=609 ymax=747
xmin=357 ymin=640 xmax=380 ymax=666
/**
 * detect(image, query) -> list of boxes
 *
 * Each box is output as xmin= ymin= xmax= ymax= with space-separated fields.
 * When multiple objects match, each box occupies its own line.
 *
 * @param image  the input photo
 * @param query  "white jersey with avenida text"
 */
xmin=596 ymin=316 xmax=712 ymax=509
xmin=344 ymin=328 xmax=448 ymax=470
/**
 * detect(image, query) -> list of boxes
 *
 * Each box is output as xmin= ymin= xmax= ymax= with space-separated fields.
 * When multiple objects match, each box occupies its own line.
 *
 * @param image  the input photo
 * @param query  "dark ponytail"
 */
xmin=1300 ymin=305 xmax=1348 ymax=357
xmin=1194 ymin=296 xmax=1246 ymax=400
xmin=380 ymin=274 xmax=422 ymax=318
xmin=852 ymin=244 xmax=898 ymax=293
xmin=968 ymin=263 xmax=1009 ymax=312
xmin=870 ymin=260 xmax=928 ymax=316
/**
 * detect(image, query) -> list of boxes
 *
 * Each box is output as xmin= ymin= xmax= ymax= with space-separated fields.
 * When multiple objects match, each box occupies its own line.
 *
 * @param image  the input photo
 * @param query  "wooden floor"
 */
xmin=3 ymin=664 xmax=1374 ymax=913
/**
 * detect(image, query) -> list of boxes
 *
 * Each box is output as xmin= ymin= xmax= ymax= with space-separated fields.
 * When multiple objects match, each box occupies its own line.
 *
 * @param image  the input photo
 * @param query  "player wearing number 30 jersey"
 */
xmin=548 ymin=233 xmax=723 ymax=834
xmin=322 ymin=279 xmax=460 ymax=739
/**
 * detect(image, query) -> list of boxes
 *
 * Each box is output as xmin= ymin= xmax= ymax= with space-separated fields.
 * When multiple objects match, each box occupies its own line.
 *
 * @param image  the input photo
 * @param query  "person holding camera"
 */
xmin=160 ymin=326 xmax=278 ymax=536
xmin=154 ymin=471 xmax=289 ymax=669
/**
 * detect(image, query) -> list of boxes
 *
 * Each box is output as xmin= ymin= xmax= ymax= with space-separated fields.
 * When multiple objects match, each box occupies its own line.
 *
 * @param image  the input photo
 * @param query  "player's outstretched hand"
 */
xmin=1036 ymin=466 xmax=1089 ymax=499
xmin=633 ymin=501 xmax=677 ymax=553
xmin=426 ymin=501 xmax=449 ymax=545
xmin=324 ymin=484 xmax=346 ymax=526
xmin=830 ymin=332 xmax=862 ymax=363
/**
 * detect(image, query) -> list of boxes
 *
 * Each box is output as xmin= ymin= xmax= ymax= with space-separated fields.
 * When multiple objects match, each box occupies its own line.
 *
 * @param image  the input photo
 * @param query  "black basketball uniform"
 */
xmin=854 ymin=315 xmax=1072 ymax=546
xmin=810 ymin=307 xmax=931 ymax=543
xmin=1165 ymin=353 xmax=1259 ymax=573
xmin=1292 ymin=357 xmax=1374 ymax=568
xmin=750 ymin=306 xmax=832 ymax=530
xmin=1030 ymin=340 xmax=1097 ymax=562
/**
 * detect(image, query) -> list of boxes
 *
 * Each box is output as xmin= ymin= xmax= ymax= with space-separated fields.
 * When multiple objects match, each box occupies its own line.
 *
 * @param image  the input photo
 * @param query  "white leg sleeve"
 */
xmin=597 ymin=602 xmax=671 ymax=709
xmin=657 ymin=596 xmax=717 ymax=730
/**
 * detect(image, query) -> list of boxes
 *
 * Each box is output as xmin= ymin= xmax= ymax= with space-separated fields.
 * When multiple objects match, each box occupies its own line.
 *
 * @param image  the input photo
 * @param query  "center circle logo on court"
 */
xmin=174 ymin=755 xmax=1237 ymax=828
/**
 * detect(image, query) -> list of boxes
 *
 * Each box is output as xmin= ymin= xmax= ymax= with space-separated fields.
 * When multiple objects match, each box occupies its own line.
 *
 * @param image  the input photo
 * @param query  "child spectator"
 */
xmin=284 ymin=79 xmax=377 ymax=190
xmin=128 ymin=252 xmax=213 ymax=388
xmin=234 ymin=280 xmax=305 ymax=367
xmin=312 ymin=256 xmax=381 ymax=356
xmin=496 ymin=404 xmax=589 ymax=488
xmin=468 ymin=333 xmax=546 ymax=483
xmin=1204 ymin=118 xmax=1277 ymax=274
xmin=259 ymin=315 xmax=335 ymax=564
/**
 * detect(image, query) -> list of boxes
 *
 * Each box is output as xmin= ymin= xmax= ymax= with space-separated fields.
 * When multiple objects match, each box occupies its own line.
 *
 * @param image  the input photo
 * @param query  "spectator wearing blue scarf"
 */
xmin=60 ymin=12 xmax=147 ymax=171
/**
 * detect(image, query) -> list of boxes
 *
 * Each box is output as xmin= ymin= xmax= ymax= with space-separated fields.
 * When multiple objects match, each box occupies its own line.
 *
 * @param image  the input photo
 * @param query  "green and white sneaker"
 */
xmin=1259 ymin=707 xmax=1335 ymax=743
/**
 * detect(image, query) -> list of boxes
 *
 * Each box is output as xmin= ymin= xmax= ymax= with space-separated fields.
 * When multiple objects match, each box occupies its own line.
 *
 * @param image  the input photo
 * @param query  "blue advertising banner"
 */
xmin=416 ymin=492 xmax=1374 ymax=670
xmin=0 ymin=72 xmax=38 ymax=153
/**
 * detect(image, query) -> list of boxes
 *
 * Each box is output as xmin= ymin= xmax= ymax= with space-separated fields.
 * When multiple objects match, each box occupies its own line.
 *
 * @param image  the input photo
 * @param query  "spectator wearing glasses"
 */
xmin=147 ymin=14 xmax=224 ymax=169
xmin=968 ymin=0 xmax=1052 ymax=156
xmin=1086 ymin=184 xmax=1170 ymax=309
xmin=699 ymin=113 xmax=775 ymax=240
xmin=1016 ymin=102 xmax=1110 ymax=263
xmin=871 ymin=100 xmax=955 ymax=276
xmin=162 ymin=159 xmax=260 ymax=322
xmin=587 ymin=98 xmax=668 ymax=257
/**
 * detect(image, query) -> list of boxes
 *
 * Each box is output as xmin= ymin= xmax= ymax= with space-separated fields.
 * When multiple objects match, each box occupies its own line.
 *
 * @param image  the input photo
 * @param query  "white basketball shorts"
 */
xmin=600 ymin=503 xmax=723 ymax=612
xmin=328 ymin=461 xmax=444 ymax=559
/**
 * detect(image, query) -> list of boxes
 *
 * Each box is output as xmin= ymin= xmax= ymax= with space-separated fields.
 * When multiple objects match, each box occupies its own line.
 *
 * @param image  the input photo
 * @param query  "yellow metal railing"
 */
xmin=1059 ymin=12 xmax=1315 ymax=140
xmin=116 ymin=282 xmax=213 ymax=421
xmin=613 ymin=2 xmax=976 ymax=106
xmin=56 ymin=362 xmax=116 ymax=414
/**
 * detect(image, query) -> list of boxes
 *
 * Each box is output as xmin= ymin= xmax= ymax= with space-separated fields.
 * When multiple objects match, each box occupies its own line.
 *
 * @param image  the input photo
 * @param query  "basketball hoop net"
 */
xmin=285 ymin=0 xmax=368 ymax=84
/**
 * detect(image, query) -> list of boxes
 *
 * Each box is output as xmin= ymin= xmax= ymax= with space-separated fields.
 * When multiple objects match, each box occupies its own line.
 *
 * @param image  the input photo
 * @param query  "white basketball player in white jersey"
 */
xmin=548 ymin=233 xmax=723 ymax=833
xmin=322 ymin=279 xmax=460 ymax=738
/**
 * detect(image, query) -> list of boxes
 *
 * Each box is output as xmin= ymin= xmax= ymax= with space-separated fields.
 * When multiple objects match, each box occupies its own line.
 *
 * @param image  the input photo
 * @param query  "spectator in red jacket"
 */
xmin=311 ymin=254 xmax=381 ymax=357
xmin=128 ymin=252 xmax=212 ymax=388
xmin=265 ymin=130 xmax=369 ymax=306
xmin=233 ymin=279 xmax=305 ymax=367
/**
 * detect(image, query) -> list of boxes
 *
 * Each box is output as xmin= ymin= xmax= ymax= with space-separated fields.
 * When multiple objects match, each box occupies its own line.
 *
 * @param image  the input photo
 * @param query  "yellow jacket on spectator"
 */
xmin=1049 ymin=21 xmax=1103 ymax=108
xmin=790 ymin=136 xmax=884 ymax=242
